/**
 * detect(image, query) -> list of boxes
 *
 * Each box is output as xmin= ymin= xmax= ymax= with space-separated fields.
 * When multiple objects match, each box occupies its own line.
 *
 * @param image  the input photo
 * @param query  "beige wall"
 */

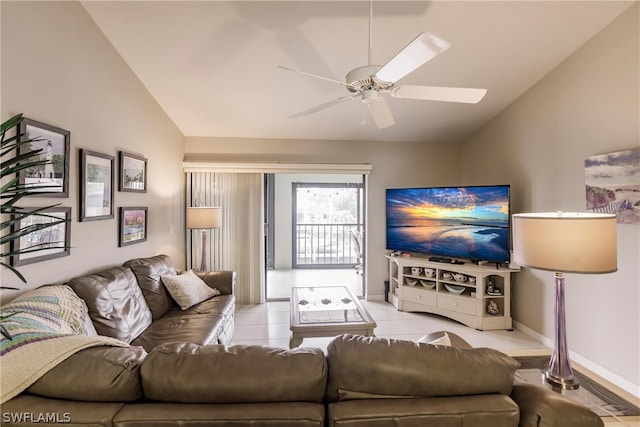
xmin=1 ymin=1 xmax=185 ymax=299
xmin=185 ymin=137 xmax=461 ymax=299
xmin=460 ymin=4 xmax=639 ymax=393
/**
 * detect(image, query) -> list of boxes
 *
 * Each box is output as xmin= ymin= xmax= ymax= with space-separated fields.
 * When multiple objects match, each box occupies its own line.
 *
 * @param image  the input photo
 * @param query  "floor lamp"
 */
xmin=512 ymin=211 xmax=617 ymax=390
xmin=187 ymin=207 xmax=222 ymax=272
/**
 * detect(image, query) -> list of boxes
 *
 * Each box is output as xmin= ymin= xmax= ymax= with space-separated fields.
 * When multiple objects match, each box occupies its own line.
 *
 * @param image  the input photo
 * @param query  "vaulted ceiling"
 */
xmin=82 ymin=1 xmax=633 ymax=143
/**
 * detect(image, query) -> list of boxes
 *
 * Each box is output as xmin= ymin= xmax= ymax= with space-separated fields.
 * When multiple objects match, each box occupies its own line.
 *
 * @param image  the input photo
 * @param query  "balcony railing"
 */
xmin=295 ymin=223 xmax=362 ymax=267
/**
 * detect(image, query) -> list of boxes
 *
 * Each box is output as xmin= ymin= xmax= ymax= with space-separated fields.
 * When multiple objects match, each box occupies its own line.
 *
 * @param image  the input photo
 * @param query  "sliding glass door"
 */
xmin=265 ymin=174 xmax=366 ymax=300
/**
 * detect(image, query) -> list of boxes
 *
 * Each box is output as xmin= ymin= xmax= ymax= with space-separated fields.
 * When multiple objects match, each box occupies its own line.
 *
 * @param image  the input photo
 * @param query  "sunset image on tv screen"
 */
xmin=386 ymin=185 xmax=510 ymax=263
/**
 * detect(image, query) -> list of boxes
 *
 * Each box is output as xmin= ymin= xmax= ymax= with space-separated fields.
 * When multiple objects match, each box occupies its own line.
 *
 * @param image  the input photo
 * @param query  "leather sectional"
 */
xmin=1 ymin=255 xmax=603 ymax=427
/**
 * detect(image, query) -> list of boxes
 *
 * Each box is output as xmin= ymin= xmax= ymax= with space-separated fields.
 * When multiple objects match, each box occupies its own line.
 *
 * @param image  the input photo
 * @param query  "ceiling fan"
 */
xmin=279 ymin=2 xmax=487 ymax=129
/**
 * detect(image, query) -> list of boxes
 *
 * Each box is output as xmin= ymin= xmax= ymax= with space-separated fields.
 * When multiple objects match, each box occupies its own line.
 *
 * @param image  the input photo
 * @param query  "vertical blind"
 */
xmin=187 ymin=172 xmax=264 ymax=304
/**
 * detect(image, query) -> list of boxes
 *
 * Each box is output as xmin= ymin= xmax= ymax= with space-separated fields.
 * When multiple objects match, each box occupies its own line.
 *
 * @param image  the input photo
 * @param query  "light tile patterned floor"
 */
xmin=266 ymin=268 xmax=363 ymax=300
xmin=232 ymin=299 xmax=549 ymax=356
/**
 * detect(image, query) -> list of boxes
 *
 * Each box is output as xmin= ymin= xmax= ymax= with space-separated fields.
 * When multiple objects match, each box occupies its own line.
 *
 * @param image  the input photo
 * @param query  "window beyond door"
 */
xmin=292 ymin=183 xmax=364 ymax=268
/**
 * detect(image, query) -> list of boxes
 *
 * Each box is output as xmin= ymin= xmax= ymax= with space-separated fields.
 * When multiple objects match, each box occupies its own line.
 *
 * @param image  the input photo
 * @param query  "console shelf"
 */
xmin=386 ymin=255 xmax=518 ymax=330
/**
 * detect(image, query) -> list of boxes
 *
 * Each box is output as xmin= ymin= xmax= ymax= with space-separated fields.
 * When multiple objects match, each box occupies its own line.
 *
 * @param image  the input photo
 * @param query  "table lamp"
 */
xmin=512 ymin=211 xmax=617 ymax=390
xmin=187 ymin=207 xmax=222 ymax=271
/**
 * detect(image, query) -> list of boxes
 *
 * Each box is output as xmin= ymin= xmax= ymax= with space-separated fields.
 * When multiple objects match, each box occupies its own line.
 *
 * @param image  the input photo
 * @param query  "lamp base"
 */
xmin=543 ymin=369 xmax=579 ymax=391
xmin=543 ymin=272 xmax=580 ymax=392
xmin=199 ymin=230 xmax=207 ymax=272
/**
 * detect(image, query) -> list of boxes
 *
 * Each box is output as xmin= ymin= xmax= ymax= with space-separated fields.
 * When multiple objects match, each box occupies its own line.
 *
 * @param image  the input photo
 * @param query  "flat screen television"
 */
xmin=386 ymin=185 xmax=511 ymax=263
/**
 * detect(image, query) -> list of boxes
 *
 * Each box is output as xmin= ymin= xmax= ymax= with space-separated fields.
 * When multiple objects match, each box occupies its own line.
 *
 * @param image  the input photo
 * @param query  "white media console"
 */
xmin=386 ymin=255 xmax=519 ymax=330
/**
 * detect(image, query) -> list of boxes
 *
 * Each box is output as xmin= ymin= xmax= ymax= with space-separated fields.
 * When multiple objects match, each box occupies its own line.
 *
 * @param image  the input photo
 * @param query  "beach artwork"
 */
xmin=585 ymin=147 xmax=640 ymax=224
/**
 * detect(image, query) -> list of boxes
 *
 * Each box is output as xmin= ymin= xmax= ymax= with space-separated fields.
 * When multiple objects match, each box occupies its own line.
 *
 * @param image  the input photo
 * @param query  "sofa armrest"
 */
xmin=511 ymin=384 xmax=603 ymax=427
xmin=195 ymin=270 xmax=236 ymax=295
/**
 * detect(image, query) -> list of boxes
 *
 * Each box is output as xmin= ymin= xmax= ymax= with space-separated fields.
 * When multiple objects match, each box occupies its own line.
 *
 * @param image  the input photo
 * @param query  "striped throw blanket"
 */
xmin=0 ymin=285 xmax=126 ymax=404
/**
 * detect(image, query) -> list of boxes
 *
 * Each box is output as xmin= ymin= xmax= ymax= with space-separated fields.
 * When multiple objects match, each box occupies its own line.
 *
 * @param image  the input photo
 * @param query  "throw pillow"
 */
xmin=161 ymin=270 xmax=220 ymax=310
xmin=0 ymin=284 xmax=90 ymax=338
xmin=417 ymin=332 xmax=452 ymax=346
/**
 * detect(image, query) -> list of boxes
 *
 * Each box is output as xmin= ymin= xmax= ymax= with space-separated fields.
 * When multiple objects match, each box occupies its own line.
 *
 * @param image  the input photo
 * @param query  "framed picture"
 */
xmin=119 ymin=207 xmax=148 ymax=247
xmin=17 ymin=118 xmax=70 ymax=197
xmin=119 ymin=151 xmax=147 ymax=192
xmin=79 ymin=149 xmax=114 ymax=221
xmin=10 ymin=207 xmax=71 ymax=266
xmin=585 ymin=147 xmax=640 ymax=224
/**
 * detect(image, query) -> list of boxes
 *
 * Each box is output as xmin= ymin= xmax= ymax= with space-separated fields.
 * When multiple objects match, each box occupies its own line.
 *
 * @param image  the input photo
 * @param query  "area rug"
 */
xmin=514 ymin=356 xmax=640 ymax=417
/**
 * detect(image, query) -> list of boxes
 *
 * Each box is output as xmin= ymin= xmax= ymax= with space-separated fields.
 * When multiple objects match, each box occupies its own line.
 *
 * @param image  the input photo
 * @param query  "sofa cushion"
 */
xmin=161 ymin=270 xmax=220 ymax=310
xmin=326 ymin=334 xmax=520 ymax=402
xmin=1 ymin=395 xmax=125 ymax=425
xmin=113 ymin=402 xmax=326 ymax=427
xmin=123 ymin=254 xmax=177 ymax=320
xmin=27 ymin=346 xmax=146 ymax=402
xmin=328 ymin=394 xmax=520 ymax=427
xmin=141 ymin=342 xmax=327 ymax=403
xmin=168 ymin=293 xmax=235 ymax=320
xmin=130 ymin=312 xmax=225 ymax=352
xmin=67 ymin=267 xmax=152 ymax=343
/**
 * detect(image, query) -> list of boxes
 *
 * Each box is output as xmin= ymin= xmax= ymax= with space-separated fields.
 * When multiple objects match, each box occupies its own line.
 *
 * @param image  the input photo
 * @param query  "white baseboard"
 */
xmin=513 ymin=321 xmax=640 ymax=399
xmin=366 ymin=294 xmax=385 ymax=301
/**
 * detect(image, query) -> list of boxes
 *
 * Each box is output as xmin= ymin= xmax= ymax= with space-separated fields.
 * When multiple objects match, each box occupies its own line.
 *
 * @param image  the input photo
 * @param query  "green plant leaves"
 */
xmin=1 ymin=114 xmax=69 ymax=287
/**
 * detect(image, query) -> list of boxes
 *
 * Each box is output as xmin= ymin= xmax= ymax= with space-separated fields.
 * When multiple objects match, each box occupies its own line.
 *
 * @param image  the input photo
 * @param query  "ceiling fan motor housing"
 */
xmin=346 ymin=65 xmax=389 ymax=93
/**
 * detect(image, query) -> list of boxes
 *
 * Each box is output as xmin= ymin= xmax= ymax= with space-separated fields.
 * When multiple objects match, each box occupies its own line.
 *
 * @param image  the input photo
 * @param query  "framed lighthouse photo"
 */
xmin=17 ymin=118 xmax=70 ymax=198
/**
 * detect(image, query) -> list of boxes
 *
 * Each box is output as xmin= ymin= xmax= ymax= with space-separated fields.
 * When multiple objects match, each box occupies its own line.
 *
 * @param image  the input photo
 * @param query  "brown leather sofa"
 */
xmin=69 ymin=254 xmax=236 ymax=351
xmin=3 ymin=335 xmax=603 ymax=427
xmin=3 ymin=342 xmax=328 ymax=426
xmin=1 ymin=254 xmax=603 ymax=427
xmin=325 ymin=334 xmax=603 ymax=427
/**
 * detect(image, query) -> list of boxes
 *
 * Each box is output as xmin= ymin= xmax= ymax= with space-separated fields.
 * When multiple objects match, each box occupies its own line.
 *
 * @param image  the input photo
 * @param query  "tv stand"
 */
xmin=385 ymin=255 xmax=518 ymax=330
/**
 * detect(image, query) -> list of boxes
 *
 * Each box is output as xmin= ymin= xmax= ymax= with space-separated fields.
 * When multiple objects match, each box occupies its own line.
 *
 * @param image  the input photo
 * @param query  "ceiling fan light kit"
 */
xmin=279 ymin=2 xmax=487 ymax=129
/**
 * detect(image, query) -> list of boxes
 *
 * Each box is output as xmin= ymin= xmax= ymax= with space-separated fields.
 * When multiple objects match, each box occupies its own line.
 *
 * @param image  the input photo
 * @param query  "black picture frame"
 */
xmin=119 ymin=151 xmax=147 ymax=193
xmin=119 ymin=207 xmax=148 ymax=247
xmin=79 ymin=149 xmax=114 ymax=221
xmin=10 ymin=206 xmax=71 ymax=266
xmin=17 ymin=118 xmax=70 ymax=197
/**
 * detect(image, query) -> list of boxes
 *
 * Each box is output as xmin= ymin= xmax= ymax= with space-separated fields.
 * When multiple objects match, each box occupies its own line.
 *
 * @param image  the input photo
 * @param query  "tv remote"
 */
xmin=428 ymin=256 xmax=452 ymax=263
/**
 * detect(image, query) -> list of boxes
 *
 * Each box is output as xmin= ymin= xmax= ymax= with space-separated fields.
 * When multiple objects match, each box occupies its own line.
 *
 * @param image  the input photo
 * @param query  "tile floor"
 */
xmin=266 ymin=268 xmax=364 ymax=300
xmin=231 ymin=298 xmax=549 ymax=356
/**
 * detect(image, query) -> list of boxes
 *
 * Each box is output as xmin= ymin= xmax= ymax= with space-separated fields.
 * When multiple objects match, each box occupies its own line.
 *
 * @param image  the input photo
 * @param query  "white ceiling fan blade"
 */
xmin=278 ymin=65 xmax=356 ymax=89
xmin=391 ymin=85 xmax=487 ymax=104
xmin=374 ymin=33 xmax=451 ymax=85
xmin=363 ymin=91 xmax=395 ymax=128
xmin=289 ymin=95 xmax=355 ymax=119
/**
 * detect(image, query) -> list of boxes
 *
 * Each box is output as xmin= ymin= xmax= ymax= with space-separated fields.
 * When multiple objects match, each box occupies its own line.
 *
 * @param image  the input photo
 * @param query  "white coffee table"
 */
xmin=289 ymin=286 xmax=376 ymax=348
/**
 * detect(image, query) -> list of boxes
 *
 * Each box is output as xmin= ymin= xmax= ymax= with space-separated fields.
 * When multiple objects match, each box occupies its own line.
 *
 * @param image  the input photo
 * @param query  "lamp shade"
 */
xmin=512 ymin=212 xmax=617 ymax=274
xmin=187 ymin=207 xmax=222 ymax=230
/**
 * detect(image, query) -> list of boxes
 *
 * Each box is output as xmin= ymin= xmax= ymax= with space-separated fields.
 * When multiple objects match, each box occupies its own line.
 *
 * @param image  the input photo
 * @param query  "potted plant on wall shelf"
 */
xmin=1 ymin=113 xmax=69 ymax=289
